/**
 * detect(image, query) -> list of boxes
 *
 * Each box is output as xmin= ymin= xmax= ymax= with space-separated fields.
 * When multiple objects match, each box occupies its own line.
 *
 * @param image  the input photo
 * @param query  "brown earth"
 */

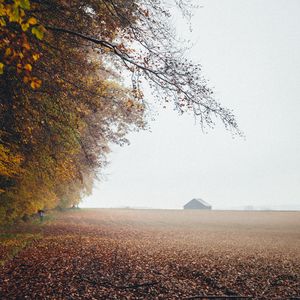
xmin=0 ymin=209 xmax=299 ymax=299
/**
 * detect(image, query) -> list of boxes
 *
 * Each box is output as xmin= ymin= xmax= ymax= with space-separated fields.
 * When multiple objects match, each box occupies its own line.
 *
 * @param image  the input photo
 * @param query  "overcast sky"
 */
xmin=82 ymin=0 xmax=300 ymax=210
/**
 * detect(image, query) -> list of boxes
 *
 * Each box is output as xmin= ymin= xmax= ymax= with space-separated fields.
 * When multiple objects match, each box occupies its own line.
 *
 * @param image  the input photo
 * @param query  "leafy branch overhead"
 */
xmin=46 ymin=1 xmax=239 ymax=133
xmin=2 ymin=0 xmax=240 ymax=133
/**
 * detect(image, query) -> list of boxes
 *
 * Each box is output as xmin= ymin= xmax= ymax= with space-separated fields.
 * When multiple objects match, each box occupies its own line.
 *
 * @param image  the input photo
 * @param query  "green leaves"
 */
xmin=20 ymin=0 xmax=30 ymax=10
xmin=31 ymin=25 xmax=44 ymax=40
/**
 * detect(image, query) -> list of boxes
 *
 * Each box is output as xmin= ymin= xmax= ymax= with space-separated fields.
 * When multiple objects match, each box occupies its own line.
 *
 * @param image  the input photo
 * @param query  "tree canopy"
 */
xmin=0 ymin=0 xmax=240 ymax=223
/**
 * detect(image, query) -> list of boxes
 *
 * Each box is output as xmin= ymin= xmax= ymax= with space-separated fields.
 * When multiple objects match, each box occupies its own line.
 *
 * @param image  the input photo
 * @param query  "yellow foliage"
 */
xmin=24 ymin=63 xmax=32 ymax=71
xmin=30 ymin=76 xmax=41 ymax=89
xmin=4 ymin=47 xmax=12 ymax=57
xmin=0 ymin=0 xmax=42 ymax=86
xmin=0 ymin=144 xmax=23 ymax=178
xmin=31 ymin=25 xmax=44 ymax=40
xmin=22 ymin=41 xmax=30 ymax=50
xmin=27 ymin=16 xmax=36 ymax=25
xmin=32 ymin=53 xmax=39 ymax=61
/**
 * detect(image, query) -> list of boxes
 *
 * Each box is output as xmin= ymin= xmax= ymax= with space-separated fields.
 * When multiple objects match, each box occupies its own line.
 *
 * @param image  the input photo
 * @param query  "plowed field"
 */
xmin=0 ymin=209 xmax=299 ymax=299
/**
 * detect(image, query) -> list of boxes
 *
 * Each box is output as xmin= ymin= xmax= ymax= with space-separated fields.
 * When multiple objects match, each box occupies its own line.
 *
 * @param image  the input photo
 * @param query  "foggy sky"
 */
xmin=82 ymin=0 xmax=300 ymax=210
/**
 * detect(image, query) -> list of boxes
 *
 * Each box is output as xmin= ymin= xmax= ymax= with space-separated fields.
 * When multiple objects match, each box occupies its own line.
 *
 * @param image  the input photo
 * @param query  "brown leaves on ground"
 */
xmin=0 ymin=209 xmax=299 ymax=299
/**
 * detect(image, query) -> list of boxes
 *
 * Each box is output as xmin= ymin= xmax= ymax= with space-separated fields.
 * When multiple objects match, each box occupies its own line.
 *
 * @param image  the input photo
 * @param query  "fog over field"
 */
xmin=83 ymin=0 xmax=300 ymax=210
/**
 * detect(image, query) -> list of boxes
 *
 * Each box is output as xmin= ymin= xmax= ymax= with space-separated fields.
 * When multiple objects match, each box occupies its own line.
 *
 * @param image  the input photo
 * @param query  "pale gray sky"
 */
xmin=82 ymin=0 xmax=300 ymax=210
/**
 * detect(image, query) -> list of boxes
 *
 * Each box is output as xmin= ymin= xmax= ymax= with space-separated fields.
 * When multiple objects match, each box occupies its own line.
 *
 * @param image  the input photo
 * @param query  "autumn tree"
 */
xmin=0 ymin=0 xmax=146 ymax=222
xmin=0 ymin=0 xmax=240 ymax=223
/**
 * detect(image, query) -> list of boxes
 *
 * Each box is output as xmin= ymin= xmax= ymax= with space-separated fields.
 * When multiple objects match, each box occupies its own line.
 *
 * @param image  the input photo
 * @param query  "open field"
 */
xmin=0 ymin=209 xmax=299 ymax=299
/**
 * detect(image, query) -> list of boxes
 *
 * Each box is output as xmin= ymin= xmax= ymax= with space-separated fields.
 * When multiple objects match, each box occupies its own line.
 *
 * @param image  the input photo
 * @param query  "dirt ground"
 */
xmin=0 ymin=209 xmax=299 ymax=299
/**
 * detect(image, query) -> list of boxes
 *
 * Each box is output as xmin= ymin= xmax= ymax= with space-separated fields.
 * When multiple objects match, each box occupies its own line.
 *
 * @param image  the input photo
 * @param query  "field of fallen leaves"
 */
xmin=0 ymin=209 xmax=299 ymax=299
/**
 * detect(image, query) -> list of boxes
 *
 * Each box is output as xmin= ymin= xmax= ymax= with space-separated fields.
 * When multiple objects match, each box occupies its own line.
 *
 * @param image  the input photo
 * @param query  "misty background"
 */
xmin=82 ymin=0 xmax=300 ymax=210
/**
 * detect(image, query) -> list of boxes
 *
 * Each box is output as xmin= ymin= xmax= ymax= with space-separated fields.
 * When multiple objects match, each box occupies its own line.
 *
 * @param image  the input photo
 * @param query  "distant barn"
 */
xmin=183 ymin=198 xmax=212 ymax=210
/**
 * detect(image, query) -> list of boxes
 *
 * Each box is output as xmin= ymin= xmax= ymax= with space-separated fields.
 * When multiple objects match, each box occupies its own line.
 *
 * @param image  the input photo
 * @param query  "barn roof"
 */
xmin=184 ymin=198 xmax=211 ymax=207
